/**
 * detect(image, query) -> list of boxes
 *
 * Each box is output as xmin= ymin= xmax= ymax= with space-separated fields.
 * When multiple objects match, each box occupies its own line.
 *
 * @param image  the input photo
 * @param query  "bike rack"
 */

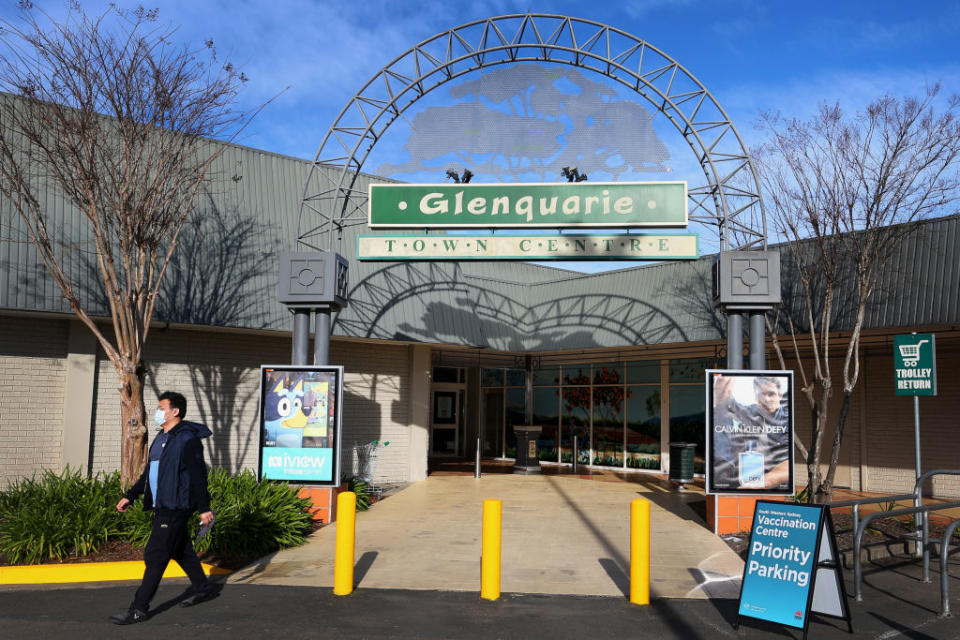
xmin=939 ymin=519 xmax=960 ymax=617
xmin=853 ymin=501 xmax=960 ymax=601
xmin=828 ymin=469 xmax=960 ymax=615
xmin=829 ymin=492 xmax=914 ymax=545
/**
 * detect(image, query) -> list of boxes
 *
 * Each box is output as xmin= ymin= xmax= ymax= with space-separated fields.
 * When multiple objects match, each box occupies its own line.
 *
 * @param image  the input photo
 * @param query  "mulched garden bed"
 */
xmin=722 ymin=511 xmax=960 ymax=561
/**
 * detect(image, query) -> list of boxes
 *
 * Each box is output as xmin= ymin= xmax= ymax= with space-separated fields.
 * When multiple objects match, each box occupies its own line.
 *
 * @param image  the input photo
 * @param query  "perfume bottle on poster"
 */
xmin=739 ymin=441 xmax=764 ymax=488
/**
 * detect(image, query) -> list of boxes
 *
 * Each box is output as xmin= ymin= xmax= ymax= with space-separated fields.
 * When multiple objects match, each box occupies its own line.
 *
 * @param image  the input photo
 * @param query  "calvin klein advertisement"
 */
xmin=706 ymin=370 xmax=794 ymax=495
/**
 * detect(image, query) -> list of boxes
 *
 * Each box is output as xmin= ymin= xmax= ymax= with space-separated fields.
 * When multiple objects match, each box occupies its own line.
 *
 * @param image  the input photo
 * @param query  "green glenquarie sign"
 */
xmin=368 ymin=181 xmax=687 ymax=228
xmin=357 ymin=233 xmax=698 ymax=261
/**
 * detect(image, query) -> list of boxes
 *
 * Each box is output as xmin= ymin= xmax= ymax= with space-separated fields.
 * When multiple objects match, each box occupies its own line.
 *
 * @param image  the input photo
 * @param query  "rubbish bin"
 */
xmin=512 ymin=425 xmax=542 ymax=475
xmin=669 ymin=442 xmax=697 ymax=488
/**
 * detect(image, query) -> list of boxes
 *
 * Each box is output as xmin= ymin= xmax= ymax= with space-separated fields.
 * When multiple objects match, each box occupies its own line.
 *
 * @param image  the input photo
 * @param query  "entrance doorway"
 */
xmin=430 ymin=366 xmax=467 ymax=458
xmin=481 ymin=389 xmax=503 ymax=457
xmin=430 ymin=389 xmax=461 ymax=456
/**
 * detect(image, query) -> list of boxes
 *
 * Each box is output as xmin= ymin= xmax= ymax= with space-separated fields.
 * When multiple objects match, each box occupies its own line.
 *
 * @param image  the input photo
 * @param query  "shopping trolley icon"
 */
xmin=898 ymin=339 xmax=929 ymax=367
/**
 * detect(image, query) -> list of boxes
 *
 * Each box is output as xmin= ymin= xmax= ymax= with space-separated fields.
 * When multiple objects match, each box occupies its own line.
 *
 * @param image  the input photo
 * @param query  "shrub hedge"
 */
xmin=0 ymin=467 xmax=313 ymax=564
xmin=0 ymin=468 xmax=124 ymax=564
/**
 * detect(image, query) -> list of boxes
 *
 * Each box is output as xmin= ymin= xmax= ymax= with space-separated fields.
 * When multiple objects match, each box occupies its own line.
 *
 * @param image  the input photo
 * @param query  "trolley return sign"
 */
xmin=368 ymin=181 xmax=687 ymax=228
xmin=357 ymin=233 xmax=698 ymax=261
xmin=894 ymin=333 xmax=937 ymax=396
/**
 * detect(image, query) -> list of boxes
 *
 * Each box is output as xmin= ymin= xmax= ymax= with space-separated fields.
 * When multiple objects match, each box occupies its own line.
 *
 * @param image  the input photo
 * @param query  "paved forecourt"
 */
xmin=230 ymin=474 xmax=744 ymax=599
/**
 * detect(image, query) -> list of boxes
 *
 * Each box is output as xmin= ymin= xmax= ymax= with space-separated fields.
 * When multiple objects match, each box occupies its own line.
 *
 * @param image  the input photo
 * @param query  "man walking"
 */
xmin=110 ymin=391 xmax=218 ymax=624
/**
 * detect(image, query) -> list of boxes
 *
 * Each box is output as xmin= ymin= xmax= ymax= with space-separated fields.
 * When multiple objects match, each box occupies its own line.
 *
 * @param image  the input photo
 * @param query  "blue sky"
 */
xmin=4 ymin=1 xmax=959 ymax=267
xmin=7 ymin=1 xmax=956 ymax=159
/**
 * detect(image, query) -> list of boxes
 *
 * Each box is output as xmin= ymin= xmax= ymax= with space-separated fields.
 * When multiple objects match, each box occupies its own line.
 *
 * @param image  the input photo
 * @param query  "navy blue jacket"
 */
xmin=126 ymin=420 xmax=212 ymax=513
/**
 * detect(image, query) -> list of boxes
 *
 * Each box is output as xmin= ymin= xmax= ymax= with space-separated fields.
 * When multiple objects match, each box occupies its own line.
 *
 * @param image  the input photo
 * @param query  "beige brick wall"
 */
xmin=89 ymin=328 xmax=290 ymax=476
xmin=783 ymin=345 xmax=960 ymax=498
xmin=3 ymin=312 xmax=955 ymax=497
xmin=778 ymin=356 xmax=862 ymax=494
xmin=331 ymin=341 xmax=411 ymax=483
xmin=89 ymin=328 xmax=413 ymax=483
xmin=859 ymin=349 xmax=960 ymax=498
xmin=0 ymin=315 xmax=68 ymax=487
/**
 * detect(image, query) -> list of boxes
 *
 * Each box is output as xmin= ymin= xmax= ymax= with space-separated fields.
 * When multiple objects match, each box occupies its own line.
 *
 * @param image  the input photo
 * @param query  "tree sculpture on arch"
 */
xmin=298 ymin=13 xmax=768 ymax=255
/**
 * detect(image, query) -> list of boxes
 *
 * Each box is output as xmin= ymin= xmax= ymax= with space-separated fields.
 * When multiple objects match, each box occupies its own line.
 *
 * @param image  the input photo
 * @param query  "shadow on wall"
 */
xmin=141 ymin=191 xmax=280 ymax=473
xmin=143 ymin=343 xmax=263 ymax=474
xmin=672 ymin=264 xmax=725 ymax=342
xmin=154 ymin=191 xmax=278 ymax=329
xmin=187 ymin=366 xmax=260 ymax=473
xmin=339 ymin=262 xmax=692 ymax=350
xmin=155 ymin=194 xmax=279 ymax=472
xmin=340 ymin=388 xmax=387 ymax=482
xmin=6 ymin=186 xmax=281 ymax=476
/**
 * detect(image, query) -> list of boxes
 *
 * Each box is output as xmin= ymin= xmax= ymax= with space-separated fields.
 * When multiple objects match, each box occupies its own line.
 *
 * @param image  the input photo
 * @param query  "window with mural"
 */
xmin=591 ymin=364 xmax=626 ymax=467
xmin=668 ymin=357 xmax=717 ymax=474
xmin=480 ymin=358 xmax=711 ymax=472
xmin=533 ymin=387 xmax=559 ymax=461
xmin=626 ymin=386 xmax=661 ymax=469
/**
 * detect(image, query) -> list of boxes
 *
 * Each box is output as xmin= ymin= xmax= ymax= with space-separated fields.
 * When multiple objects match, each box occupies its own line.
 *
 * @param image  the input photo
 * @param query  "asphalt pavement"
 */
xmin=1 ymin=556 xmax=958 ymax=639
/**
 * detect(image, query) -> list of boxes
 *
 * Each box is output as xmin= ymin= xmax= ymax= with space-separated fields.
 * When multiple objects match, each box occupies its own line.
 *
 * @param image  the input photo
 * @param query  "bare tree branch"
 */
xmin=0 ymin=4 xmax=267 ymax=486
xmin=754 ymin=86 xmax=960 ymax=502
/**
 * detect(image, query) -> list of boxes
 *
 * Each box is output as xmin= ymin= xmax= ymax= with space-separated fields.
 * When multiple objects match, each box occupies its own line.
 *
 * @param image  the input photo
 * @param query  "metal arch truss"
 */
xmin=339 ymin=263 xmax=690 ymax=349
xmin=299 ymin=13 xmax=767 ymax=254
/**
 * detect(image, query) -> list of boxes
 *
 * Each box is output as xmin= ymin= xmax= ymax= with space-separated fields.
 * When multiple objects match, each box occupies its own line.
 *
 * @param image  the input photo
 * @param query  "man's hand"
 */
xmin=116 ymin=498 xmax=131 ymax=512
xmin=738 ymin=460 xmax=791 ymax=490
xmin=713 ymin=374 xmax=734 ymax=405
xmin=199 ymin=511 xmax=214 ymax=526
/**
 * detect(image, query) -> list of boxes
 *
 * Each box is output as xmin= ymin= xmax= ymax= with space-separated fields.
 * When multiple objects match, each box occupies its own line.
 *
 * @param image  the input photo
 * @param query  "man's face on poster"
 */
xmin=756 ymin=381 xmax=783 ymax=416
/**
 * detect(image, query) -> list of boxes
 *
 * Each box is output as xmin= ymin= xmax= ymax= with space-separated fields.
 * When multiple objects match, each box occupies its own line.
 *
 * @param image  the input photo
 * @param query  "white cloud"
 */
xmin=719 ymin=65 xmax=960 ymax=150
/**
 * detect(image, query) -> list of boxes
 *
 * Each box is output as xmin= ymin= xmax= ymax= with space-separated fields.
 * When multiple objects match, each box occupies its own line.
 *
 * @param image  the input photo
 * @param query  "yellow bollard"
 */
xmin=480 ymin=499 xmax=502 ymax=600
xmin=333 ymin=491 xmax=357 ymax=596
xmin=630 ymin=497 xmax=650 ymax=605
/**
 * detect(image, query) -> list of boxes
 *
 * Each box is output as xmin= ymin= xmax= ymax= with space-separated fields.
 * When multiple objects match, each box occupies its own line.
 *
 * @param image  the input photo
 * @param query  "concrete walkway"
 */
xmin=231 ymin=474 xmax=744 ymax=599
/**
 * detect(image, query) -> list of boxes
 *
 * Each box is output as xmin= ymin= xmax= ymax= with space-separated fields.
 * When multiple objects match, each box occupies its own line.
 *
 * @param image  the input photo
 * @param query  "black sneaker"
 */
xmin=179 ymin=589 xmax=219 ymax=607
xmin=109 ymin=608 xmax=148 ymax=625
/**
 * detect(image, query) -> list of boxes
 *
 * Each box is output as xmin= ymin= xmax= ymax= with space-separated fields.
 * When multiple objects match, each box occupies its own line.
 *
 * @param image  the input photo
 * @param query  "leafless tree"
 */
xmin=0 ymin=4 xmax=264 ymax=486
xmin=755 ymin=86 xmax=960 ymax=502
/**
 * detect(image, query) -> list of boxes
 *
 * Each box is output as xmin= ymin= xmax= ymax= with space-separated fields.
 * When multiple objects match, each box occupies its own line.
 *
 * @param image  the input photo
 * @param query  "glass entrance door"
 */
xmin=481 ymin=389 xmax=503 ymax=457
xmin=430 ymin=390 xmax=459 ymax=456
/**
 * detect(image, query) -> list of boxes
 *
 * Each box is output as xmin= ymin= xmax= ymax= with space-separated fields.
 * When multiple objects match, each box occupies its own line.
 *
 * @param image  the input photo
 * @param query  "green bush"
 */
xmin=0 ymin=467 xmax=314 ymax=564
xmin=347 ymin=476 xmax=371 ymax=512
xmin=0 ymin=468 xmax=124 ymax=564
xmin=191 ymin=468 xmax=313 ymax=557
xmin=120 ymin=499 xmax=154 ymax=548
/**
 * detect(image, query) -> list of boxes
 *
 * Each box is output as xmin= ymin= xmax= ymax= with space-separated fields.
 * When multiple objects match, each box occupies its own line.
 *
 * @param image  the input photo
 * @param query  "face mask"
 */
xmin=154 ymin=409 xmax=167 ymax=427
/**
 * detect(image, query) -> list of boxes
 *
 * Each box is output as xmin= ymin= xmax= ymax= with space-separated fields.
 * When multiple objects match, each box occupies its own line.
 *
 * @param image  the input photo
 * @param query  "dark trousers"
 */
xmin=132 ymin=509 xmax=210 ymax=611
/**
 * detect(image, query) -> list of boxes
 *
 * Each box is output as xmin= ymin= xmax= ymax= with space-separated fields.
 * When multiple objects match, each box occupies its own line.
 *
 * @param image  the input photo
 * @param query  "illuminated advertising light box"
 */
xmin=705 ymin=370 xmax=794 ymax=496
xmin=257 ymin=365 xmax=343 ymax=486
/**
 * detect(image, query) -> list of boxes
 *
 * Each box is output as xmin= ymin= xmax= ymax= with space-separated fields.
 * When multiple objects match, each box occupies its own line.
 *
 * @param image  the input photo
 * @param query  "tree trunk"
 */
xmin=806 ymin=406 xmax=827 ymax=503
xmin=817 ymin=390 xmax=853 ymax=504
xmin=119 ymin=365 xmax=148 ymax=488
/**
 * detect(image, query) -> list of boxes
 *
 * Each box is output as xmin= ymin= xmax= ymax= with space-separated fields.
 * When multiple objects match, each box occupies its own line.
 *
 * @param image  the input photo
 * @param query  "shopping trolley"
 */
xmin=354 ymin=440 xmax=388 ymax=498
xmin=898 ymin=339 xmax=929 ymax=367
